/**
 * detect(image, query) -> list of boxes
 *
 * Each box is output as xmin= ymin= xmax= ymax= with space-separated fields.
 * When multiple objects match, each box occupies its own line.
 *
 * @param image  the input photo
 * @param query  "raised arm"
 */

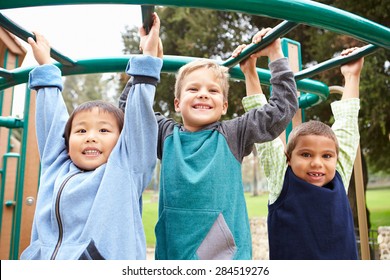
xmin=340 ymin=47 xmax=364 ymax=100
xmin=27 ymin=32 xmax=68 ymax=171
xmin=332 ymin=47 xmax=364 ymax=190
xmin=233 ymin=29 xmax=292 ymax=203
xmin=119 ymin=13 xmax=163 ymax=195
xmin=229 ymin=27 xmax=298 ymax=146
xmin=231 ymin=27 xmax=285 ymax=97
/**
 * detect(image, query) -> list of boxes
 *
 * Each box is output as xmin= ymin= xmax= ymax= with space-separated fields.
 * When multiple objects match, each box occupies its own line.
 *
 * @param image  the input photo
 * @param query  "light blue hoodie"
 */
xmin=20 ymin=55 xmax=162 ymax=260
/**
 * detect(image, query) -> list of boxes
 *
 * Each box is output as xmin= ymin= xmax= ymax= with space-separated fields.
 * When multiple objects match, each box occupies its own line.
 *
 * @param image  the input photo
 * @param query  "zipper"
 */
xmin=50 ymin=171 xmax=82 ymax=260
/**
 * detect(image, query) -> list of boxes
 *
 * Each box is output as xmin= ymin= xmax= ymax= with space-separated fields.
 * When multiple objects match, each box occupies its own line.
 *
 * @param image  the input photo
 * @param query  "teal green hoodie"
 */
xmin=119 ymin=57 xmax=297 ymax=260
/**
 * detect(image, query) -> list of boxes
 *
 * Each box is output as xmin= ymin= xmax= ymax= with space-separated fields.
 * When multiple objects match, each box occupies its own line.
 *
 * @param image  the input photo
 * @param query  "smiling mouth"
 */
xmin=193 ymin=104 xmax=212 ymax=109
xmin=82 ymin=149 xmax=102 ymax=156
xmin=307 ymin=172 xmax=324 ymax=177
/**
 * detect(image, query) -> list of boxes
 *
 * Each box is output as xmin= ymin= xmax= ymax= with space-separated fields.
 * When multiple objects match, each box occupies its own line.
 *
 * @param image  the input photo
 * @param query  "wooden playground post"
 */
xmin=354 ymin=145 xmax=370 ymax=259
xmin=0 ymin=27 xmax=26 ymax=259
xmin=0 ymin=28 xmax=40 ymax=259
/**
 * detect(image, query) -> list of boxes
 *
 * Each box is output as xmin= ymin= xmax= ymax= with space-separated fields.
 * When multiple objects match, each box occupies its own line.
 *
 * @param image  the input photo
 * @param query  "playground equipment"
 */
xmin=0 ymin=0 xmax=389 ymax=260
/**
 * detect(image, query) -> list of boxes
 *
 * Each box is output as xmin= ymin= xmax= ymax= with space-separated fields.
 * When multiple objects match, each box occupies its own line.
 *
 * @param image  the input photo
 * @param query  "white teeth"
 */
xmin=84 ymin=149 xmax=100 ymax=155
xmin=309 ymin=173 xmax=323 ymax=177
xmin=194 ymin=105 xmax=210 ymax=109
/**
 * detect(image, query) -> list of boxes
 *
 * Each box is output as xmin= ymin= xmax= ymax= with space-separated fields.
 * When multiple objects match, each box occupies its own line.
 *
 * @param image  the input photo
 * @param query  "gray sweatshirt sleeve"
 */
xmin=222 ymin=57 xmax=298 ymax=162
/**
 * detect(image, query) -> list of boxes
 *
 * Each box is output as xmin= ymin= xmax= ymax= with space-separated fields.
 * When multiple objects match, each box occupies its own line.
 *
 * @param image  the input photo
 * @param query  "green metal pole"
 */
xmin=295 ymin=44 xmax=379 ymax=81
xmin=223 ymin=21 xmax=299 ymax=68
xmin=0 ymin=55 xmax=330 ymax=98
xmin=10 ymin=86 xmax=30 ymax=259
xmin=1 ymin=1 xmax=389 ymax=49
xmin=0 ymin=117 xmax=24 ymax=128
xmin=0 ymin=153 xmax=20 ymax=256
xmin=141 ymin=5 xmax=155 ymax=35
xmin=0 ymin=12 xmax=77 ymax=66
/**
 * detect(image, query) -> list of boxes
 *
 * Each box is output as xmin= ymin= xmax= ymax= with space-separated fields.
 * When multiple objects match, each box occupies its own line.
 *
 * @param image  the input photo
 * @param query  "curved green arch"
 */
xmin=0 ymin=55 xmax=329 ymax=108
xmin=0 ymin=0 xmax=389 ymax=108
xmin=1 ymin=0 xmax=389 ymax=49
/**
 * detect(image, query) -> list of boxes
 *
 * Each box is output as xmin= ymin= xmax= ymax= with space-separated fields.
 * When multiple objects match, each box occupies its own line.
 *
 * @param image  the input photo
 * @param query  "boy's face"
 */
xmin=288 ymin=135 xmax=338 ymax=187
xmin=174 ymin=68 xmax=228 ymax=132
xmin=68 ymin=107 xmax=121 ymax=171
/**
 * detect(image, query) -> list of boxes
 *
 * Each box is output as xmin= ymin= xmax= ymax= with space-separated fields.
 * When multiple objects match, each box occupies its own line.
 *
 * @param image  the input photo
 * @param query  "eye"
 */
xmin=301 ymin=152 xmax=311 ymax=158
xmin=76 ymin=129 xmax=86 ymax=133
xmin=209 ymin=88 xmax=220 ymax=94
xmin=323 ymin=154 xmax=333 ymax=159
xmin=188 ymin=87 xmax=198 ymax=92
xmin=100 ymin=128 xmax=109 ymax=133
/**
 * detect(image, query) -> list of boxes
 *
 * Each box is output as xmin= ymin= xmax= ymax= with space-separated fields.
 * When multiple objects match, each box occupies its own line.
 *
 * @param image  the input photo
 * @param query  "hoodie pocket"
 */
xmin=196 ymin=213 xmax=236 ymax=260
xmin=155 ymin=208 xmax=236 ymax=260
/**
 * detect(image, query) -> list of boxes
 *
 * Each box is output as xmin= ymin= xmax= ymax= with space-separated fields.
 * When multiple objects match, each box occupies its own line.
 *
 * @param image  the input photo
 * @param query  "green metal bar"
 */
xmin=0 ymin=153 xmax=20 ymax=242
xmin=1 ymin=0 xmax=389 ymax=49
xmin=0 ymin=49 xmax=9 ymax=117
xmin=9 ymin=86 xmax=30 ymax=259
xmin=223 ymin=21 xmax=299 ymax=68
xmin=0 ymin=117 xmax=24 ymax=128
xmin=295 ymin=44 xmax=379 ymax=81
xmin=0 ymin=68 xmax=13 ymax=79
xmin=141 ymin=5 xmax=155 ymax=35
xmin=0 ymin=12 xmax=77 ymax=66
xmin=0 ymin=90 xmax=3 ymax=116
xmin=0 ymin=55 xmax=330 ymax=103
xmin=281 ymin=38 xmax=304 ymax=140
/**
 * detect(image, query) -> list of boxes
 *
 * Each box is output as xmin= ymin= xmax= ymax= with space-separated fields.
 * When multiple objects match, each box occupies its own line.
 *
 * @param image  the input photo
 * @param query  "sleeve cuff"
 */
xmin=126 ymin=55 xmax=163 ymax=81
xmin=28 ymin=64 xmax=63 ymax=91
xmin=242 ymin=94 xmax=267 ymax=111
xmin=331 ymin=98 xmax=360 ymax=120
xmin=269 ymin=57 xmax=290 ymax=74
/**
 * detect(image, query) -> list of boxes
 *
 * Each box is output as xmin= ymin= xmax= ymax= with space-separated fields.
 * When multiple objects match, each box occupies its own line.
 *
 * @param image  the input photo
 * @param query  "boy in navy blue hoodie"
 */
xmin=237 ymin=41 xmax=364 ymax=259
xmin=21 ymin=13 xmax=162 ymax=260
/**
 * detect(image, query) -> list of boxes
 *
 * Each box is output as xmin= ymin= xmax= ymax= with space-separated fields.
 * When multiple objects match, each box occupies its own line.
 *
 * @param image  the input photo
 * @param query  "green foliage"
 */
xmin=62 ymin=73 xmax=114 ymax=113
xmin=251 ymin=1 xmax=390 ymax=173
xmin=121 ymin=7 xmax=255 ymax=121
xmin=119 ymin=3 xmax=390 ymax=172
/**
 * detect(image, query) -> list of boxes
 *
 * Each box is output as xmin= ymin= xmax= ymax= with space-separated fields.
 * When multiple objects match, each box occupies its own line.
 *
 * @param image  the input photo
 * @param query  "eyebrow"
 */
xmin=72 ymin=120 xmax=117 ymax=128
xmin=295 ymin=148 xmax=336 ymax=154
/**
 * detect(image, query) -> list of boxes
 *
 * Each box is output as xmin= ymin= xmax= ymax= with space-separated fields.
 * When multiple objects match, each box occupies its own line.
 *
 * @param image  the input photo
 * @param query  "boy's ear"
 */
xmin=174 ymin=98 xmax=181 ymax=112
xmin=285 ymin=151 xmax=291 ymax=165
xmin=222 ymin=100 xmax=228 ymax=115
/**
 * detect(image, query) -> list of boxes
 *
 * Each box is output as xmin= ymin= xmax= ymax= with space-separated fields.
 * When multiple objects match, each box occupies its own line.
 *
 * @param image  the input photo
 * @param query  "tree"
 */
xmin=121 ymin=7 xmax=255 ymax=121
xmin=120 ymin=3 xmax=389 ymax=173
xmin=62 ymin=73 xmax=117 ymax=113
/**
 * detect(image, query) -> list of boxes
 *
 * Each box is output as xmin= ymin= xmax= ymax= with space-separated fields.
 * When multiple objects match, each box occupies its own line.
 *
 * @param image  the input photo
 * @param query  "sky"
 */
xmin=1 ymin=4 xmax=143 ymax=115
xmin=2 ymin=4 xmax=143 ymax=66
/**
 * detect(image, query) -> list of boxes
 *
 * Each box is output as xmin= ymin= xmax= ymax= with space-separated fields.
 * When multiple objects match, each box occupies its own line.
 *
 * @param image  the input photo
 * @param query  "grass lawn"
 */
xmin=366 ymin=186 xmax=390 ymax=230
xmin=142 ymin=187 xmax=390 ymax=247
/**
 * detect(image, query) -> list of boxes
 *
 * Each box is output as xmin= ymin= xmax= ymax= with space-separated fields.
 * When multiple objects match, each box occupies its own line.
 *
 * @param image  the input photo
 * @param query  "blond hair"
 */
xmin=174 ymin=59 xmax=230 ymax=100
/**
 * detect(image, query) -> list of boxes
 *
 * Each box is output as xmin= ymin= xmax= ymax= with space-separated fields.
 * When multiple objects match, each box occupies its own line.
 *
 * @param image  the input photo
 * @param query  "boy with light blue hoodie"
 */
xmin=20 ymin=13 xmax=162 ymax=260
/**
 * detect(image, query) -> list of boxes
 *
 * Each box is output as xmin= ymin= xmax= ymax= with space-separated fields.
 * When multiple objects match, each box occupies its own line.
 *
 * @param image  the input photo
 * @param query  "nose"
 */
xmin=85 ymin=132 xmax=97 ymax=143
xmin=310 ymin=156 xmax=323 ymax=168
xmin=196 ymin=88 xmax=209 ymax=99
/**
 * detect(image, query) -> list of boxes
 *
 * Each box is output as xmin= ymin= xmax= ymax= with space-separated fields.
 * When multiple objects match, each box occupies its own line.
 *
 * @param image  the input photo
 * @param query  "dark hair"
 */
xmin=63 ymin=100 xmax=124 ymax=151
xmin=286 ymin=120 xmax=339 ymax=159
